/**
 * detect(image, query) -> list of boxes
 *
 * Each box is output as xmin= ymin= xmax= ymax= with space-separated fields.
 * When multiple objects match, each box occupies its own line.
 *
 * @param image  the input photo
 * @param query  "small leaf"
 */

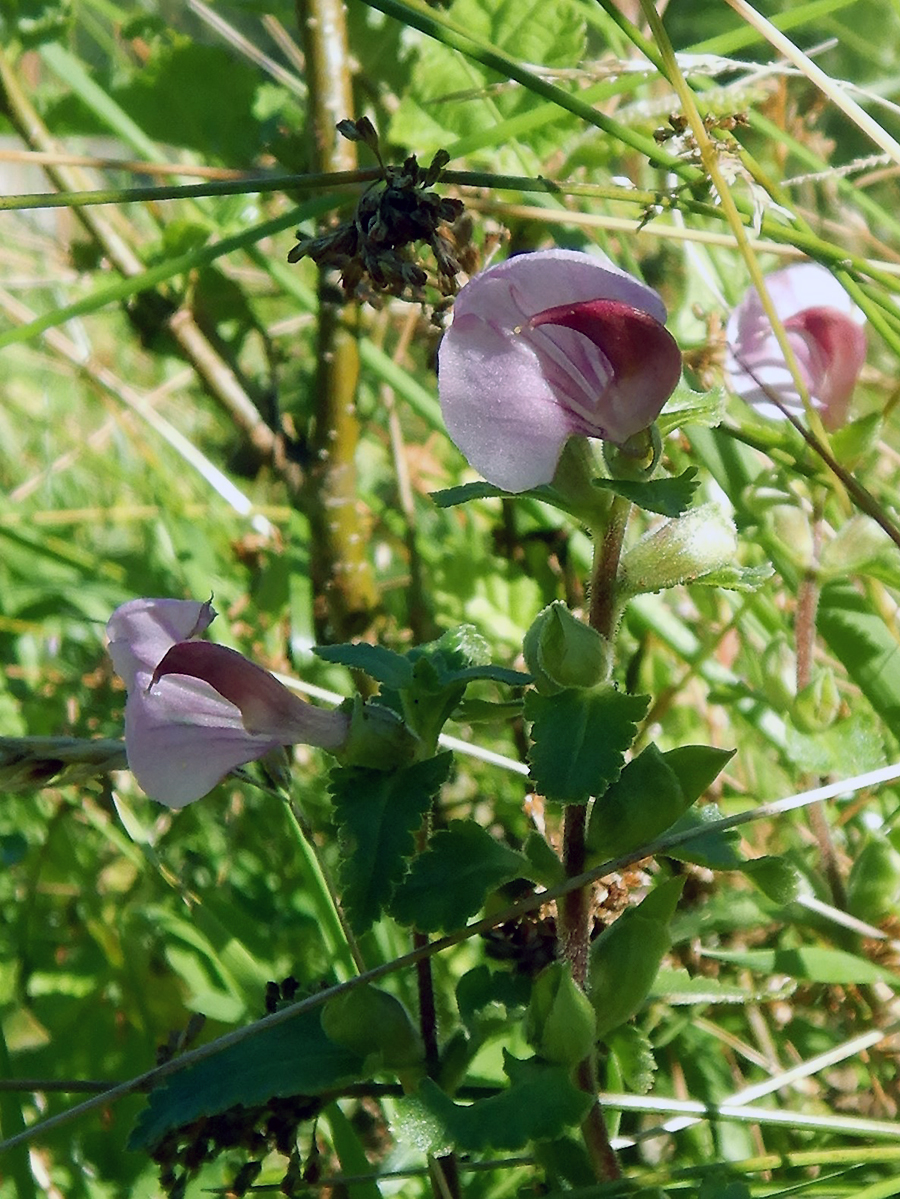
xmin=741 ymin=856 xmax=800 ymax=904
xmin=525 ymin=962 xmax=596 ymax=1066
xmin=456 ymin=966 xmax=531 ymax=1035
xmin=390 ymin=820 xmax=533 ymax=932
xmin=657 ymin=380 xmax=727 ymax=435
xmin=330 ymin=754 xmax=452 ymax=934
xmin=594 ymin=468 xmax=700 ymax=517
xmin=129 ymin=1008 xmax=365 ymax=1151
xmin=664 ymin=805 xmax=744 ymax=870
xmin=662 ymin=745 xmax=735 ymax=804
xmin=605 ymin=1025 xmax=657 ymax=1093
xmin=322 ymin=985 xmax=424 ymax=1072
xmin=526 ymin=687 xmax=649 ymax=804
xmin=394 ymin=1054 xmax=591 ymax=1153
xmin=524 ymin=831 xmax=565 ymax=887
xmin=314 ymin=643 xmax=414 ymax=689
xmin=650 ymin=967 xmax=795 ymax=1005
xmin=701 ymin=946 xmax=900 ymax=986
xmin=431 ymin=481 xmax=509 ymax=507
xmin=590 ymin=877 xmax=685 ymax=1038
xmin=586 ymin=743 xmax=688 ymax=860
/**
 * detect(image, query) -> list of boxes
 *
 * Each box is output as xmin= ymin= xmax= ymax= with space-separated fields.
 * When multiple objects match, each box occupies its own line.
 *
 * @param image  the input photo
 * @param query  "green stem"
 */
xmin=298 ymin=0 xmax=379 ymax=643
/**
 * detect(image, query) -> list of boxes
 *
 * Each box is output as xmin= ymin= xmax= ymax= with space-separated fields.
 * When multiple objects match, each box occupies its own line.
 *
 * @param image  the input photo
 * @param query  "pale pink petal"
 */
xmin=725 ymin=263 xmax=866 ymax=427
xmin=439 ymin=312 xmax=580 ymax=492
xmin=124 ymin=679 xmax=282 ymax=808
xmin=438 ymin=249 xmax=679 ymax=490
xmin=530 ymin=300 xmax=683 ymax=442
xmin=107 ymin=597 xmax=215 ymax=688
xmin=152 ymin=641 xmax=349 ymax=748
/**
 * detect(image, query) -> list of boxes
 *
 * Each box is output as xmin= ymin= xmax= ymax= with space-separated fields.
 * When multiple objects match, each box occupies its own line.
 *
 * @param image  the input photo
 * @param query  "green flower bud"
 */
xmin=619 ymin=504 xmax=738 ymax=596
xmin=525 ymin=961 xmax=597 ymax=1066
xmin=791 ymin=668 xmax=840 ymax=733
xmin=820 ymin=515 xmax=893 ymax=579
xmin=760 ymin=637 xmax=796 ymax=711
xmin=322 ymin=984 xmax=425 ymax=1074
xmin=848 ymin=836 xmax=900 ymax=924
xmin=523 ymin=602 xmax=611 ymax=695
xmin=765 ymin=503 xmax=814 ymax=572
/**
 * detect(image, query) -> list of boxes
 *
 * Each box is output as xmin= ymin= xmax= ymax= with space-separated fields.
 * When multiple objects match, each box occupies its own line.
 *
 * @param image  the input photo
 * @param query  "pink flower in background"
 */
xmin=725 ymin=262 xmax=867 ymax=429
xmin=437 ymin=248 xmax=682 ymax=492
xmin=107 ymin=598 xmax=349 ymax=808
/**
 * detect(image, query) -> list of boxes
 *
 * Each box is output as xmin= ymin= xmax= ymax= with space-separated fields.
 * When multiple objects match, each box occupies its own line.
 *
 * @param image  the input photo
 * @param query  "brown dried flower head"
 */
xmin=288 ymin=118 xmax=465 ymax=302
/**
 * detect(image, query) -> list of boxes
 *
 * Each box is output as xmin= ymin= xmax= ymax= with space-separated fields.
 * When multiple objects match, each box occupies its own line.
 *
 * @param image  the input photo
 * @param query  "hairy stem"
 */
xmin=558 ymin=495 xmax=633 ymax=1182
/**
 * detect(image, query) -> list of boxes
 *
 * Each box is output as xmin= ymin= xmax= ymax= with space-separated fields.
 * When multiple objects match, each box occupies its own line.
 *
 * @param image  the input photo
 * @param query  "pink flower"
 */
xmin=107 ymin=598 xmax=349 ymax=808
xmin=437 ymin=248 xmax=683 ymax=492
xmin=725 ymin=262 xmax=866 ymax=429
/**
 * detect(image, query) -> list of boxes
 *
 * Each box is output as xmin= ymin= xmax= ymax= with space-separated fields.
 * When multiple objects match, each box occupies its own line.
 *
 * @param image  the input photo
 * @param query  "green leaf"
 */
xmin=526 ymin=687 xmax=649 ymax=804
xmin=657 ymin=380 xmax=727 ymax=436
xmin=394 ymin=1053 xmax=591 ymax=1154
xmin=587 ymin=743 xmax=691 ymax=860
xmin=701 ymin=946 xmax=900 ymax=986
xmin=330 ymin=754 xmax=453 ymax=933
xmin=650 ymin=967 xmax=795 ymax=1005
xmin=594 ymin=468 xmax=700 ymax=517
xmin=523 ymin=831 xmax=565 ymax=887
xmin=662 ymin=745 xmax=736 ymax=805
xmin=525 ymin=962 xmax=597 ymax=1066
xmin=129 ymin=1008 xmax=365 ymax=1151
xmin=664 ymin=805 xmax=744 ymax=870
xmin=322 ymin=985 xmax=424 ymax=1072
xmin=456 ymin=965 xmax=531 ymax=1035
xmin=590 ymin=877 xmax=685 ymax=1038
xmin=605 ymin=1025 xmax=657 ymax=1094
xmin=431 ymin=481 xmax=509 ymax=507
xmin=741 ymin=856 xmax=800 ymax=904
xmin=390 ymin=820 xmax=533 ymax=932
xmin=314 ymin=642 xmax=415 ymax=689
xmin=817 ymin=582 xmax=900 ymax=728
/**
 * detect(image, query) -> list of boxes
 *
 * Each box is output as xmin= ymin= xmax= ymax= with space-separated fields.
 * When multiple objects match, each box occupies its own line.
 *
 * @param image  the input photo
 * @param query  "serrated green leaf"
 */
xmin=526 ymin=687 xmax=649 ymax=804
xmin=394 ymin=1053 xmax=591 ymax=1153
xmin=330 ymin=754 xmax=452 ymax=933
xmin=701 ymin=946 xmax=900 ymax=986
xmin=390 ymin=820 xmax=532 ymax=932
xmin=594 ymin=469 xmax=699 ymax=517
xmin=586 ymin=743 xmax=689 ymax=860
xmin=605 ymin=1025 xmax=657 ymax=1094
xmin=314 ymin=643 xmax=414 ymax=689
xmin=129 ymin=1008 xmax=365 ymax=1151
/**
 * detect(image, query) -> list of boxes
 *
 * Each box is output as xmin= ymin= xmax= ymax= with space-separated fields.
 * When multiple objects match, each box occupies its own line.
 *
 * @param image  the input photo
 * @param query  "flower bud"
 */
xmin=791 ymin=668 xmax=841 ymax=733
xmin=523 ymin=603 xmax=611 ymax=695
xmin=619 ymin=504 xmax=738 ymax=596
xmin=766 ymin=504 xmax=814 ymax=572
xmin=848 ymin=836 xmax=900 ymax=924
xmin=525 ymin=961 xmax=597 ymax=1066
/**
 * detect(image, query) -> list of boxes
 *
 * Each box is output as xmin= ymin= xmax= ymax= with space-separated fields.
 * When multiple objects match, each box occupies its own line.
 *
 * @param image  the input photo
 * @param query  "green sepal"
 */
xmin=604 ymin=1025 xmax=657 ymax=1094
xmin=526 ymin=686 xmax=649 ymax=804
xmin=590 ymin=877 xmax=685 ymax=1039
xmin=525 ymin=962 xmax=597 ymax=1067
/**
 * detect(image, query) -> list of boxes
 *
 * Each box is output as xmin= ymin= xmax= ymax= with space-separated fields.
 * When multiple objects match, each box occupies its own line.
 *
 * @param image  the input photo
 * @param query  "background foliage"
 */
xmin=3 ymin=0 xmax=900 ymax=1196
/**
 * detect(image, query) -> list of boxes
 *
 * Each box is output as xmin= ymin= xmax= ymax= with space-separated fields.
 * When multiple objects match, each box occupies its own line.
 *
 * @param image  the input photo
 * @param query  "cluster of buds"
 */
xmin=287 ymin=117 xmax=466 ymax=300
